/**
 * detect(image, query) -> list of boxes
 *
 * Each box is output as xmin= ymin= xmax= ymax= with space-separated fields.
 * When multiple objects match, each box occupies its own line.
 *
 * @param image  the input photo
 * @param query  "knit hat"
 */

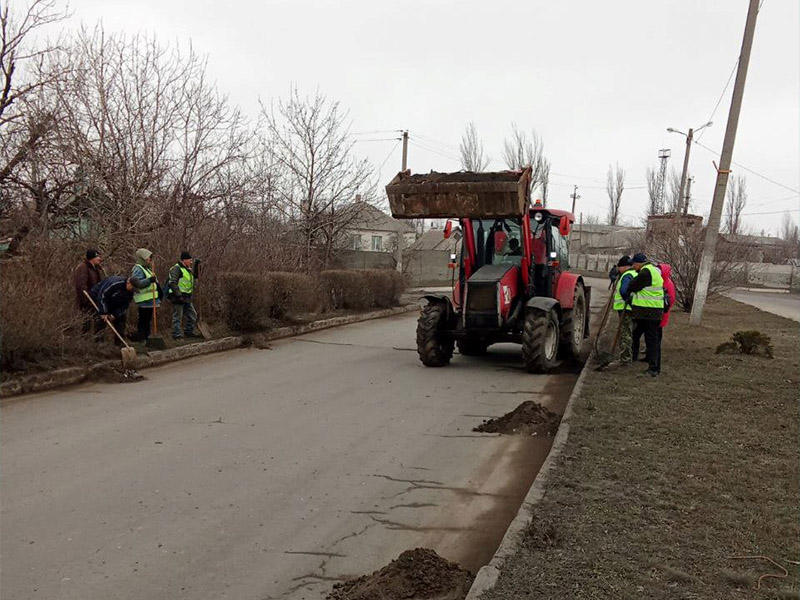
xmin=180 ymin=251 xmax=192 ymax=261
xmin=617 ymin=254 xmax=632 ymax=267
xmin=86 ymin=248 xmax=100 ymax=260
xmin=135 ymin=248 xmax=153 ymax=266
xmin=632 ymin=252 xmax=648 ymax=263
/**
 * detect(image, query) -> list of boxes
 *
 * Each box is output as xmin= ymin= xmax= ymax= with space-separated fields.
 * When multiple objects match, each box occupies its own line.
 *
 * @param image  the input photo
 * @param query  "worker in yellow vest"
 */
xmin=609 ymin=255 xmax=635 ymax=366
xmin=130 ymin=248 xmax=161 ymax=342
xmin=167 ymin=251 xmax=200 ymax=340
xmin=623 ymin=252 xmax=664 ymax=377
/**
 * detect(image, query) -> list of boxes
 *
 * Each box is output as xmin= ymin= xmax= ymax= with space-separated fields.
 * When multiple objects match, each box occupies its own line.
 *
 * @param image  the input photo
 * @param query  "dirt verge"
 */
xmin=473 ymin=401 xmax=562 ymax=436
xmin=328 ymin=548 xmax=474 ymax=600
xmin=482 ymin=297 xmax=800 ymax=600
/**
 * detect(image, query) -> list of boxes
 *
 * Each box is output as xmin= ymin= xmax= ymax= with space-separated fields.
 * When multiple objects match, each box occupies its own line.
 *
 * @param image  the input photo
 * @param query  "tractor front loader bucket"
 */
xmin=386 ymin=167 xmax=531 ymax=220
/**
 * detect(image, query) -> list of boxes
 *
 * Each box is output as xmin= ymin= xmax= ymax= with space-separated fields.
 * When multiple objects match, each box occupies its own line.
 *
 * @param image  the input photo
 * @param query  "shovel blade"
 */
xmin=121 ymin=347 xmax=137 ymax=369
xmin=197 ymin=321 xmax=212 ymax=340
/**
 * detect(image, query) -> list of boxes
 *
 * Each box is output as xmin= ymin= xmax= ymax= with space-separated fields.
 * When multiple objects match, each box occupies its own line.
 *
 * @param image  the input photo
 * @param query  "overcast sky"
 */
xmin=62 ymin=0 xmax=799 ymax=234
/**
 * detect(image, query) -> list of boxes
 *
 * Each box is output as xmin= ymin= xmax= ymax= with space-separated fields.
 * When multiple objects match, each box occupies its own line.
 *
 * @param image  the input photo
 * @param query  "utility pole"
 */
xmin=396 ymin=130 xmax=409 ymax=272
xmin=570 ymin=185 xmax=580 ymax=215
xmin=691 ymin=0 xmax=760 ymax=325
xmin=401 ymin=130 xmax=409 ymax=171
xmin=677 ymin=129 xmax=694 ymax=215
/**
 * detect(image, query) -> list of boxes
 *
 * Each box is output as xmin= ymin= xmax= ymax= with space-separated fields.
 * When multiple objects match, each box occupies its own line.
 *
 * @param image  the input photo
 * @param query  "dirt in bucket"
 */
xmin=327 ymin=548 xmax=474 ymax=600
xmin=473 ymin=401 xmax=562 ymax=436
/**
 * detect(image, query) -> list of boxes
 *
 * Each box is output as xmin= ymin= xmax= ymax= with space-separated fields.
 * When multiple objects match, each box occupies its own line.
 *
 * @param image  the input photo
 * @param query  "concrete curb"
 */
xmin=0 ymin=304 xmax=418 ymax=400
xmin=465 ymin=357 xmax=593 ymax=599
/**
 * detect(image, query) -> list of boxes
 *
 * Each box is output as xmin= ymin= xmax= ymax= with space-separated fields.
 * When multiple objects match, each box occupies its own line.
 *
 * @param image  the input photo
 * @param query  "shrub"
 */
xmin=221 ymin=273 xmax=273 ymax=332
xmin=319 ymin=269 xmax=406 ymax=310
xmin=265 ymin=272 xmax=321 ymax=318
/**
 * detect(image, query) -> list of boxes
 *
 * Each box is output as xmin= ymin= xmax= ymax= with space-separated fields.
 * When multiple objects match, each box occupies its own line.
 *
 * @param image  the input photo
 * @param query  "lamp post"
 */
xmin=667 ymin=121 xmax=712 ymax=215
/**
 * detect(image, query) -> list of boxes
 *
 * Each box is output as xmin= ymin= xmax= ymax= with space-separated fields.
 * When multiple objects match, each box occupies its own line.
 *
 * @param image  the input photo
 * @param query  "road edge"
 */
xmin=464 ymin=356 xmax=592 ymax=599
xmin=1 ymin=304 xmax=418 ymax=400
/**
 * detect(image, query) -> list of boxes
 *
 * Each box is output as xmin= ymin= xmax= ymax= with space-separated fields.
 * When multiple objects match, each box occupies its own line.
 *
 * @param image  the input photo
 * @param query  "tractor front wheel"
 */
xmin=417 ymin=303 xmax=455 ymax=367
xmin=559 ymin=281 xmax=587 ymax=359
xmin=522 ymin=308 xmax=560 ymax=373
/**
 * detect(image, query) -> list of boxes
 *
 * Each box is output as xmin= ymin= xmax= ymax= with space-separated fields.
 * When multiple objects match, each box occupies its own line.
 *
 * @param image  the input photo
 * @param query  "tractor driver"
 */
xmin=505 ymin=238 xmax=522 ymax=256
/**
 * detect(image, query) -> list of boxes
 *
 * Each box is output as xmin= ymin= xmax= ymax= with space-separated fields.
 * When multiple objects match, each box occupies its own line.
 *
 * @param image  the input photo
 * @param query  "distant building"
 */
xmin=347 ymin=203 xmax=416 ymax=252
xmin=572 ymin=223 xmax=643 ymax=254
xmin=409 ymin=228 xmax=460 ymax=253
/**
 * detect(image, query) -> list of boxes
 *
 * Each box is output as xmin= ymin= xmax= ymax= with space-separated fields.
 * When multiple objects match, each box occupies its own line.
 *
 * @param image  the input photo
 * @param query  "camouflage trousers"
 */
xmin=618 ymin=311 xmax=633 ymax=363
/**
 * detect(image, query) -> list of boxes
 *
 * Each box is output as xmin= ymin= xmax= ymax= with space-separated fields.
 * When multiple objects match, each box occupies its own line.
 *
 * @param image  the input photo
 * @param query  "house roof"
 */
xmin=722 ymin=233 xmax=784 ymax=247
xmin=349 ymin=203 xmax=415 ymax=234
xmin=410 ymin=229 xmax=459 ymax=251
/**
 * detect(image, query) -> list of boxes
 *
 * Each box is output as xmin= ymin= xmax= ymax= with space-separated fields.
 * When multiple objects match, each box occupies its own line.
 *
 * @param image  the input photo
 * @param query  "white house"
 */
xmin=347 ymin=203 xmax=416 ymax=252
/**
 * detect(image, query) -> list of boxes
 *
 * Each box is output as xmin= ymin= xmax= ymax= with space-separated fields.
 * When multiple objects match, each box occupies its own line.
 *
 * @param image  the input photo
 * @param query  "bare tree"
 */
xmin=666 ymin=168 xmax=682 ymax=214
xmin=584 ymin=213 xmax=602 ymax=225
xmin=780 ymin=211 xmax=799 ymax=260
xmin=644 ymin=221 xmax=748 ymax=311
xmin=261 ymin=88 xmax=374 ymax=269
xmin=724 ymin=175 xmax=747 ymax=235
xmin=606 ymin=163 xmax=625 ymax=225
xmin=539 ymin=157 xmax=551 ymax=206
xmin=0 ymin=0 xmax=69 ymax=189
xmin=501 ymin=123 xmax=548 ymax=199
xmin=645 ymin=167 xmax=660 ymax=216
xmin=458 ymin=121 xmax=489 ymax=172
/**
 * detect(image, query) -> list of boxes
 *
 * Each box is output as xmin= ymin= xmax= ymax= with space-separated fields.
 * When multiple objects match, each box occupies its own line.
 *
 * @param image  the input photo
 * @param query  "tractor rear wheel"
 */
xmin=457 ymin=338 xmax=489 ymax=356
xmin=559 ymin=281 xmax=587 ymax=359
xmin=417 ymin=303 xmax=455 ymax=367
xmin=522 ymin=308 xmax=560 ymax=373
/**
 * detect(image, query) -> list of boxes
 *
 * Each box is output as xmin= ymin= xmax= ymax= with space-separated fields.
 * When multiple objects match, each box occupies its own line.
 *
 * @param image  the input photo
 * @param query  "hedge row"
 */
xmin=221 ymin=269 xmax=406 ymax=332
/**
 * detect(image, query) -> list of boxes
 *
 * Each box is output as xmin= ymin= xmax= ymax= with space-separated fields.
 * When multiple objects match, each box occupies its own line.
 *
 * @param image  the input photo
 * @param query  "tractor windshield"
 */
xmin=470 ymin=218 xmax=523 ymax=268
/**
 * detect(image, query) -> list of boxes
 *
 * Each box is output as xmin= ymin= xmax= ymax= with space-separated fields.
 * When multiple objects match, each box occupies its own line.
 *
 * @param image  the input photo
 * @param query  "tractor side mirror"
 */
xmin=443 ymin=221 xmax=453 ymax=239
xmin=559 ymin=215 xmax=571 ymax=236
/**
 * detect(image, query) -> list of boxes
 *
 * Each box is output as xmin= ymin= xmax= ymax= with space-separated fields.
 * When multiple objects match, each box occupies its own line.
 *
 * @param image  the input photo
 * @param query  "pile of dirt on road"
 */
xmin=327 ymin=548 xmax=473 ymax=600
xmin=474 ymin=401 xmax=562 ymax=436
xmin=92 ymin=365 xmax=145 ymax=384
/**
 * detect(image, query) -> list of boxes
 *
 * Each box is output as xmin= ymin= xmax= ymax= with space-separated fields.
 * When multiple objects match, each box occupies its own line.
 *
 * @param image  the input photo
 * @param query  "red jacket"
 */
xmin=660 ymin=264 xmax=676 ymax=328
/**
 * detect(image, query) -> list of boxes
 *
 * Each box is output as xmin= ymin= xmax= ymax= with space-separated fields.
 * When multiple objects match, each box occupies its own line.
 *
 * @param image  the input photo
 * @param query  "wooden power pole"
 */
xmin=690 ymin=0 xmax=760 ymax=324
xmin=396 ymin=130 xmax=409 ymax=272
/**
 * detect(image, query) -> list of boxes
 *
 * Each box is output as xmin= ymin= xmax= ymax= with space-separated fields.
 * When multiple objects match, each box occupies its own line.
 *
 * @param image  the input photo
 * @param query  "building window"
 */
xmin=371 ymin=235 xmax=383 ymax=251
xmin=351 ymin=234 xmax=362 ymax=250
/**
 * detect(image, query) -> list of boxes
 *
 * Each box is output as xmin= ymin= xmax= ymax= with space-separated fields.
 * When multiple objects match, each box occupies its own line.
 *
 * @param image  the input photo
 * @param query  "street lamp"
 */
xmin=667 ymin=121 xmax=713 ymax=215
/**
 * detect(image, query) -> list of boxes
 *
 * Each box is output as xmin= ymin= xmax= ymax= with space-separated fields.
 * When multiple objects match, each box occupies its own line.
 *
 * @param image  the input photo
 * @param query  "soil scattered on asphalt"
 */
xmin=327 ymin=548 xmax=473 ymax=600
xmin=474 ymin=401 xmax=562 ymax=436
xmin=94 ymin=366 xmax=146 ymax=384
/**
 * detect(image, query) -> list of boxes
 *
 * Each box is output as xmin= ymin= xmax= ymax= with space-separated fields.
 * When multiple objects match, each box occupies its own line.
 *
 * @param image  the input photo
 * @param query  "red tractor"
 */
xmin=386 ymin=168 xmax=590 ymax=372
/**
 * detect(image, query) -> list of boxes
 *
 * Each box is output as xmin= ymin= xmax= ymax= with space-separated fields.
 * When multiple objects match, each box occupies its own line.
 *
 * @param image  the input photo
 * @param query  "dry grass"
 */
xmin=484 ymin=297 xmax=800 ymax=600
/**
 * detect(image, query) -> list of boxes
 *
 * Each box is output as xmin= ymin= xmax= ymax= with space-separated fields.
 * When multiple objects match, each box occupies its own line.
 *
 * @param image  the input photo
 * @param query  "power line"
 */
xmin=740 ymin=207 xmax=800 ymax=216
xmin=692 ymin=140 xmax=800 ymax=195
xmin=377 ymin=140 xmax=402 ymax=172
xmin=414 ymin=132 xmax=460 ymax=153
xmin=696 ymin=57 xmax=739 ymax=143
xmin=351 ymin=129 xmax=403 ymax=136
xmin=353 ymin=137 xmax=402 ymax=143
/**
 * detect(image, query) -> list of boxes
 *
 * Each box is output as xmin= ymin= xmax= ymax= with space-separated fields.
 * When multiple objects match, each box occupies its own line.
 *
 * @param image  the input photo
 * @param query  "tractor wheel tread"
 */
xmin=417 ymin=304 xmax=454 ymax=367
xmin=560 ymin=281 xmax=586 ymax=360
xmin=522 ymin=309 xmax=559 ymax=373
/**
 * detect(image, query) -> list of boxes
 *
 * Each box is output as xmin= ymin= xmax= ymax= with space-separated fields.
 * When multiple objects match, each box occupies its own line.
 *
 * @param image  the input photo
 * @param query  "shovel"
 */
xmin=146 ymin=270 xmax=167 ymax=350
xmin=83 ymin=291 xmax=137 ymax=369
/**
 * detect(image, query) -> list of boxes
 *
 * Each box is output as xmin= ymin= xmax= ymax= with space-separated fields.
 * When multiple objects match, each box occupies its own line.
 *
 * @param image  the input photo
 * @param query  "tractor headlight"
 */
xmin=533 ymin=212 xmax=543 ymax=222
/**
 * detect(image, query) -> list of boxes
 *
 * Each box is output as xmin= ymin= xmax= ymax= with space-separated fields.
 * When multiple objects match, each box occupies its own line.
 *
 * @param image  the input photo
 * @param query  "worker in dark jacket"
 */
xmin=74 ymin=248 xmax=107 ymax=335
xmin=623 ymin=252 xmax=664 ymax=377
xmin=90 ymin=276 xmax=135 ymax=345
xmin=167 ymin=251 xmax=200 ymax=339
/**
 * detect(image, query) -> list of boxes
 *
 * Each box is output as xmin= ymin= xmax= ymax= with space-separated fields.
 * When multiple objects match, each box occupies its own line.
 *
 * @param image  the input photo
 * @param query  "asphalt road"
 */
xmin=2 ymin=278 xmax=608 ymax=600
xmin=724 ymin=289 xmax=800 ymax=322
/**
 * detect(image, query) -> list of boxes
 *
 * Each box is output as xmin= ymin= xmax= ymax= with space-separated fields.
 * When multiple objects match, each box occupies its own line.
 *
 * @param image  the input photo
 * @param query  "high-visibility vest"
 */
xmin=631 ymin=263 xmax=664 ymax=309
xmin=613 ymin=270 xmax=636 ymax=311
xmin=133 ymin=265 xmax=157 ymax=304
xmin=175 ymin=264 xmax=194 ymax=294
